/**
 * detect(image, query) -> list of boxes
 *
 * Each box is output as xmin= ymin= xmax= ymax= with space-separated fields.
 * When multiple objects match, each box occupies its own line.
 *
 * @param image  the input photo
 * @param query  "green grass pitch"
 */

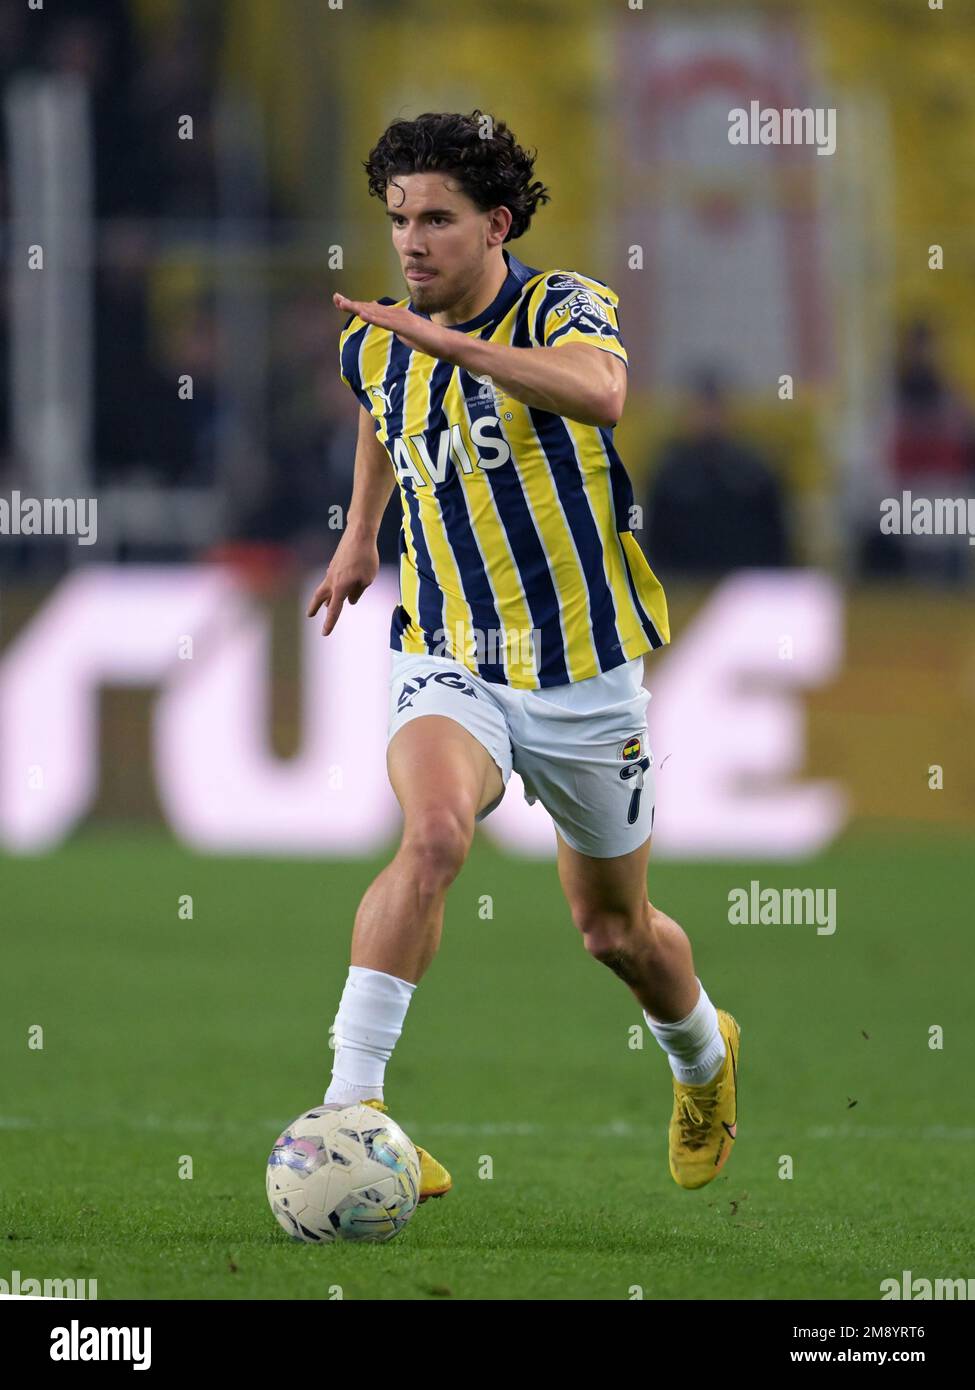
xmin=1 ymin=826 xmax=970 ymax=1300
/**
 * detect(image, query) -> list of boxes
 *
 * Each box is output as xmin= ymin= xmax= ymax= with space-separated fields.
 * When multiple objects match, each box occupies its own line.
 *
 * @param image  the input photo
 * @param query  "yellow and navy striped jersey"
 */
xmin=338 ymin=246 xmax=669 ymax=689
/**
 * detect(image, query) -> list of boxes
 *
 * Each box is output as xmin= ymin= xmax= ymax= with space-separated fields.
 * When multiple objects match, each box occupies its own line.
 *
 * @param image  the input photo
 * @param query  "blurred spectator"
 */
xmin=232 ymin=295 xmax=398 ymax=563
xmin=35 ymin=1 xmax=225 ymax=221
xmin=92 ymin=222 xmax=158 ymax=479
xmin=93 ymin=223 xmax=220 ymax=486
xmin=131 ymin=15 xmax=219 ymax=220
xmin=893 ymin=319 xmax=975 ymax=476
xmin=644 ymin=370 xmax=790 ymax=576
xmin=38 ymin=0 xmax=142 ymax=217
xmin=241 ymin=350 xmax=402 ymax=567
xmin=156 ymin=305 xmax=221 ymax=486
xmin=0 ymin=1 xmax=30 ymax=97
xmin=862 ymin=319 xmax=975 ymax=583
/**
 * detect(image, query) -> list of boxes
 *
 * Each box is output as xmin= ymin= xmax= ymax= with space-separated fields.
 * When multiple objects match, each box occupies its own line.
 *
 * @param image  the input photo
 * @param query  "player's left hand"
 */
xmin=333 ymin=291 xmax=463 ymax=363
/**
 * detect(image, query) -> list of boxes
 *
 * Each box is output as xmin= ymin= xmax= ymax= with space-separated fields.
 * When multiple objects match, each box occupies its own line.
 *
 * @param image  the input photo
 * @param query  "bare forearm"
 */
xmin=346 ymin=443 xmax=396 ymax=539
xmin=454 ymin=338 xmax=619 ymax=427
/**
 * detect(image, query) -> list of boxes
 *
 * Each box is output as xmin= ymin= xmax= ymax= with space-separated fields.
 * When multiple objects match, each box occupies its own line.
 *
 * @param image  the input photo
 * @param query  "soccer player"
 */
xmin=308 ymin=111 xmax=739 ymax=1197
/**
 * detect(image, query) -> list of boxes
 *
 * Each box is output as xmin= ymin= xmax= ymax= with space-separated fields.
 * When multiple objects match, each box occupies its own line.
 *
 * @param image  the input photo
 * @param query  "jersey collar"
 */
xmin=406 ymin=247 xmax=541 ymax=333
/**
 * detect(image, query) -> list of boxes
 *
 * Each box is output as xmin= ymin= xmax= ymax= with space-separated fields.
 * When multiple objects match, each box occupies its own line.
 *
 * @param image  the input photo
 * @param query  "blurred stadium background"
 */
xmin=1 ymin=0 xmax=973 ymax=1301
xmin=2 ymin=0 xmax=974 ymax=844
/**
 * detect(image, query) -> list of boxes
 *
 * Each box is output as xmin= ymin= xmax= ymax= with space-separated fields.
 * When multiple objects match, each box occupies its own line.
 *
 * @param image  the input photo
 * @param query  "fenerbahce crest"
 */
xmin=617 ymin=735 xmax=648 ymax=762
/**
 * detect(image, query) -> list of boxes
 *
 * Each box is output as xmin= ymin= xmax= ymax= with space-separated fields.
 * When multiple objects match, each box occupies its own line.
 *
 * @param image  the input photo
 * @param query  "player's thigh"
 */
xmin=514 ymin=709 xmax=655 ymax=859
xmin=387 ymin=652 xmax=511 ymax=823
xmin=555 ymin=828 xmax=652 ymax=925
xmin=387 ymin=714 xmax=505 ymax=823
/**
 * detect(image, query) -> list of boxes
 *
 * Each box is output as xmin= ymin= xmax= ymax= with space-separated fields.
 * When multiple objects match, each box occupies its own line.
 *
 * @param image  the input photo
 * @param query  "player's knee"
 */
xmin=400 ymin=808 xmax=473 ymax=896
xmin=572 ymin=903 xmax=647 ymax=963
xmin=643 ymin=898 xmax=663 ymax=931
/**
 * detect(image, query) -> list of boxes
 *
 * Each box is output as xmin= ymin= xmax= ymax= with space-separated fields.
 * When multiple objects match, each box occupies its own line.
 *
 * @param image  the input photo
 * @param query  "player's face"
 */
xmin=385 ymin=173 xmax=496 ymax=315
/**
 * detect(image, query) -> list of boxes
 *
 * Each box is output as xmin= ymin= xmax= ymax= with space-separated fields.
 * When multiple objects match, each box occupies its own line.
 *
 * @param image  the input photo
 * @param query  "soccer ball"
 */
xmin=266 ymin=1103 xmax=421 ymax=1243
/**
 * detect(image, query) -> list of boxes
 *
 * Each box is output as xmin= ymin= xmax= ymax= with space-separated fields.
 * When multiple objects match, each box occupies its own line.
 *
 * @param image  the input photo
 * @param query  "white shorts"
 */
xmin=387 ymin=650 xmax=655 ymax=858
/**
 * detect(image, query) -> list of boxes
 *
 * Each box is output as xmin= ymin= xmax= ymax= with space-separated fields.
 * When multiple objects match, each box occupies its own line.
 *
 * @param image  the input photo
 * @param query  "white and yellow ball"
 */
xmin=266 ymin=1104 xmax=420 ymax=1243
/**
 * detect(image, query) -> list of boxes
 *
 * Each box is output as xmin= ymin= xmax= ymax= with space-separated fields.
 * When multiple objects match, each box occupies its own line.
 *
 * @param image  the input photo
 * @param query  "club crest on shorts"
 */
xmin=617 ymin=735 xmax=643 ymax=762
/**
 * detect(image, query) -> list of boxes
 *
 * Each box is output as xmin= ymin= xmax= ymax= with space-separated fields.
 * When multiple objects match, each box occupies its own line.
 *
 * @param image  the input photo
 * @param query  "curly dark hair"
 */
xmin=363 ymin=110 xmax=550 ymax=241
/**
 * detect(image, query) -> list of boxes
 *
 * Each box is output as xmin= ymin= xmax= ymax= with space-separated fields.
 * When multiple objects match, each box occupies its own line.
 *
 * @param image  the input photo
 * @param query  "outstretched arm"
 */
xmin=332 ymin=292 xmax=626 ymax=429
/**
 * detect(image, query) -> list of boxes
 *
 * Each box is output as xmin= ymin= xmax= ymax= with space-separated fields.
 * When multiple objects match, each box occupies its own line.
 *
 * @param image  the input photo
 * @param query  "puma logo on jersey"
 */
xmin=368 ymin=384 xmax=394 ymax=409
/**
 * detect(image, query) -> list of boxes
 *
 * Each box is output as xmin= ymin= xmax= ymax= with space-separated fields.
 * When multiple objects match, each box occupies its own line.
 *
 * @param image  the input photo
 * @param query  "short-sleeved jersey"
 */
xmin=339 ymin=246 xmax=669 ymax=689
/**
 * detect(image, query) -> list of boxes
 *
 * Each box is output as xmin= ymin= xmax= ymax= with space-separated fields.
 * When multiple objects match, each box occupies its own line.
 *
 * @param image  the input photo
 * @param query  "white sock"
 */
xmin=323 ymin=965 xmax=416 ymax=1106
xmin=643 ymin=978 xmax=726 ymax=1086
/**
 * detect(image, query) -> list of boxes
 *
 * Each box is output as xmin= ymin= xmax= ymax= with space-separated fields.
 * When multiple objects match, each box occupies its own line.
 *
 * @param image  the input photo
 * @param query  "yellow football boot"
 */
xmin=668 ymin=1010 xmax=740 ymax=1190
xmin=361 ymin=1098 xmax=451 ymax=1202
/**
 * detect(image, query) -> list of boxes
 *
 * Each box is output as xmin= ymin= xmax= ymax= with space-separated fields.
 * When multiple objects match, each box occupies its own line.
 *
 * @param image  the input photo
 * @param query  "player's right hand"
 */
xmin=307 ymin=532 xmax=380 ymax=635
